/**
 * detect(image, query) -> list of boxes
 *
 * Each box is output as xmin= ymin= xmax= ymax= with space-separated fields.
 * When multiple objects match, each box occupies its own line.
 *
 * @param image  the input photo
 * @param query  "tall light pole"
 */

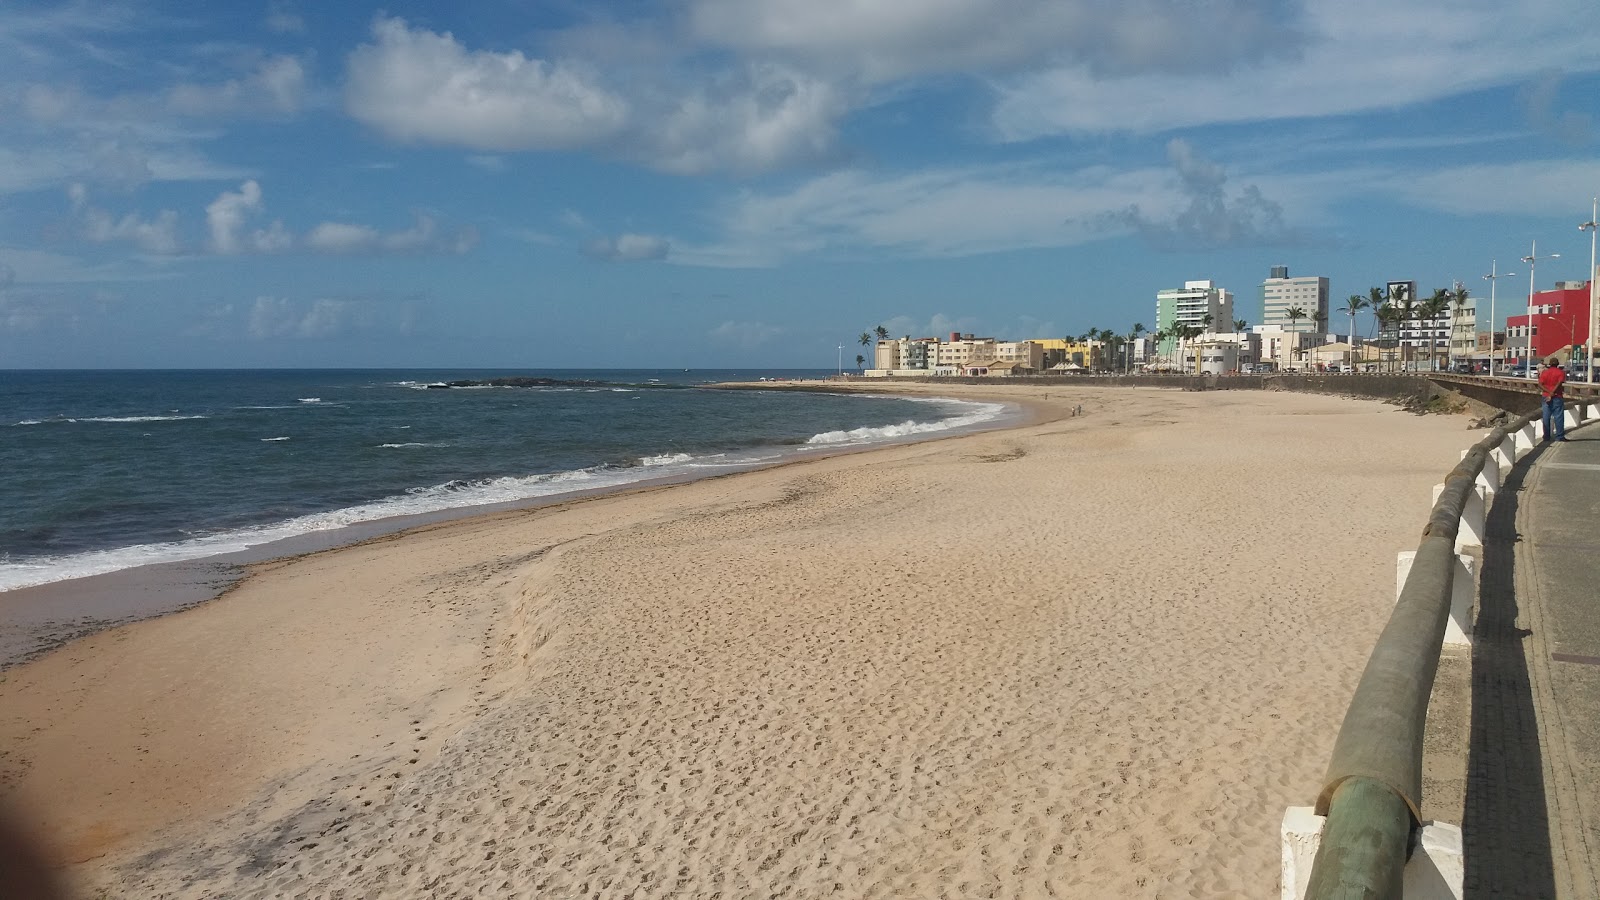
xmin=1581 ymin=198 xmax=1598 ymax=383
xmin=1522 ymin=241 xmax=1560 ymax=372
xmin=1483 ymin=261 xmax=1516 ymax=377
xmin=836 ymin=342 xmax=843 ymax=376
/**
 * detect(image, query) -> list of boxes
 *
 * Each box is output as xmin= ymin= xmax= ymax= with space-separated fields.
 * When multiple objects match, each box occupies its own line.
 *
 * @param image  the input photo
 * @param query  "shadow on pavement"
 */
xmin=1462 ymin=452 xmax=1555 ymax=897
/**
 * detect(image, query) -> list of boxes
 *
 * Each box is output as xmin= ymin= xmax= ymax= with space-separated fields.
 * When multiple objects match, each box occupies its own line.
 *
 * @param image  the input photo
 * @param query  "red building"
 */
xmin=1505 ymin=281 xmax=1594 ymax=365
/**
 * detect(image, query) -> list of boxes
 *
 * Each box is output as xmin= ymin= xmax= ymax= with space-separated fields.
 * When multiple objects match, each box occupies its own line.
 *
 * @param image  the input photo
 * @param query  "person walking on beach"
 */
xmin=1539 ymin=357 xmax=1568 ymax=442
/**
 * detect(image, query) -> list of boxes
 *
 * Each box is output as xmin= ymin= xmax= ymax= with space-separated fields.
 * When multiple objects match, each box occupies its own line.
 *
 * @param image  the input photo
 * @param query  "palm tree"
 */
xmin=1367 ymin=286 xmax=1388 ymax=339
xmin=874 ymin=324 xmax=889 ymax=341
xmin=1448 ymin=284 xmax=1471 ymax=370
xmin=1340 ymin=294 xmax=1367 ymax=346
xmin=1127 ymin=322 xmax=1146 ymax=373
xmin=1421 ymin=289 xmax=1452 ymax=371
xmin=1390 ymin=283 xmax=1416 ymax=371
xmin=1338 ymin=294 xmax=1367 ymax=373
xmin=1374 ymin=304 xmax=1400 ymax=372
xmin=1285 ymin=305 xmax=1307 ymax=329
xmin=855 ymin=354 xmax=866 ymax=373
xmin=1233 ymin=318 xmax=1248 ymax=332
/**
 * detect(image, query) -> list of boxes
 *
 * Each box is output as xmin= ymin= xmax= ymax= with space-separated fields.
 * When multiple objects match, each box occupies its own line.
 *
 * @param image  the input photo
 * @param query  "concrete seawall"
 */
xmin=832 ymin=374 xmax=1448 ymax=408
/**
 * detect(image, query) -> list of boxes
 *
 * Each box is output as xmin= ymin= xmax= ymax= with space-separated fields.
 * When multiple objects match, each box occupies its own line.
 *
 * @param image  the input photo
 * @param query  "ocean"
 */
xmin=0 ymin=369 xmax=1010 ymax=595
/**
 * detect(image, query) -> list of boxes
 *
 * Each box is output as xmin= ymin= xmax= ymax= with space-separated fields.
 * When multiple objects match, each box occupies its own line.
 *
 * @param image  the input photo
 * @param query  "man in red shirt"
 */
xmin=1539 ymin=358 xmax=1568 ymax=442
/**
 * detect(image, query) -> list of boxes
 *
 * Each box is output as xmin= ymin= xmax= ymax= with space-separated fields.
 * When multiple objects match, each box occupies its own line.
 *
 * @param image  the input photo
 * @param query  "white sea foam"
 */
xmin=15 ymin=414 xmax=207 ymax=425
xmin=639 ymin=453 xmax=694 ymax=467
xmin=0 ymin=394 xmax=1014 ymax=593
xmin=379 ymin=442 xmax=446 ymax=449
xmin=0 ymin=464 xmax=666 ymax=592
xmin=298 ymin=397 xmax=321 ymax=403
xmin=806 ymin=399 xmax=1006 ymax=445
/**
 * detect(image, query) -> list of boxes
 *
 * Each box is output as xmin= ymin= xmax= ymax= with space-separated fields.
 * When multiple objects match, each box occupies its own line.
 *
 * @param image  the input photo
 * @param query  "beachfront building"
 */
xmin=872 ymin=336 xmax=939 ymax=372
xmin=1030 ymin=338 xmax=1104 ymax=371
xmin=1476 ymin=330 xmax=1507 ymax=367
xmin=993 ymin=341 xmax=1045 ymax=368
xmin=1399 ymin=307 xmax=1451 ymax=370
xmin=937 ymin=334 xmax=998 ymax=369
xmin=1252 ymin=324 xmax=1324 ymax=371
xmin=1260 ymin=266 xmax=1329 ymax=333
xmin=1156 ymin=280 xmax=1234 ymax=356
xmin=1449 ymin=293 xmax=1478 ymax=366
xmin=1505 ymin=280 xmax=1594 ymax=367
xmin=1304 ymin=341 xmax=1383 ymax=372
xmin=869 ymin=334 xmax=1044 ymax=377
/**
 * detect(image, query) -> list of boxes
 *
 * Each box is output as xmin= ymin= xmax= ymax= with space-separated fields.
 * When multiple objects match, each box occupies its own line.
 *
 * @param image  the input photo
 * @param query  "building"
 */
xmin=1505 ymin=281 xmax=1594 ymax=365
xmin=1251 ymin=324 xmax=1322 ymax=371
xmin=1030 ymin=338 xmax=1105 ymax=370
xmin=869 ymin=334 xmax=1043 ymax=376
xmin=1260 ymin=266 xmax=1329 ymax=333
xmin=1400 ymin=307 xmax=1451 ymax=371
xmin=1156 ymin=280 xmax=1234 ymax=355
xmin=1449 ymin=290 xmax=1477 ymax=365
xmin=873 ymin=336 xmax=938 ymax=371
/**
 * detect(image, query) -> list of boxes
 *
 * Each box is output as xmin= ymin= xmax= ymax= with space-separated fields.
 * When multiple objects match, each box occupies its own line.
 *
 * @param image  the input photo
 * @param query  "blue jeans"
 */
xmin=1543 ymin=397 xmax=1566 ymax=440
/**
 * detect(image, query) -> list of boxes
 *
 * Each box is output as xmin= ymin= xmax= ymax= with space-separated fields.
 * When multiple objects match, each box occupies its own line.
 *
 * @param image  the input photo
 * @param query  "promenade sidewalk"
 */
xmin=1466 ymin=418 xmax=1600 ymax=898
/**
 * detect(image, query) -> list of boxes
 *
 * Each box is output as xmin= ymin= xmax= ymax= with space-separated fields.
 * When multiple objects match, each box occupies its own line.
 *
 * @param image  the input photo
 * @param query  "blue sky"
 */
xmin=2 ymin=0 xmax=1599 ymax=368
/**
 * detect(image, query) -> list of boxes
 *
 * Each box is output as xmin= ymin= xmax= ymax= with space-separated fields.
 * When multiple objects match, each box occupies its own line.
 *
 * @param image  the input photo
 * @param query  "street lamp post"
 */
xmin=1483 ymin=261 xmax=1516 ymax=377
xmin=837 ymin=343 xmax=843 ymax=376
xmin=1581 ymin=199 xmax=1598 ymax=384
xmin=1522 ymin=241 xmax=1561 ymax=372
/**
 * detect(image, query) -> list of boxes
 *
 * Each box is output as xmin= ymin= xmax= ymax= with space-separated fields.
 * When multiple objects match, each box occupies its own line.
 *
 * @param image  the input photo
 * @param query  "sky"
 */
xmin=2 ymin=0 xmax=1600 ymax=369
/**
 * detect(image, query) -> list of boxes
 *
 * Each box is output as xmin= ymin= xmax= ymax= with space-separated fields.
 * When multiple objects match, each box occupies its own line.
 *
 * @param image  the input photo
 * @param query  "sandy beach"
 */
xmin=0 ymin=383 xmax=1483 ymax=898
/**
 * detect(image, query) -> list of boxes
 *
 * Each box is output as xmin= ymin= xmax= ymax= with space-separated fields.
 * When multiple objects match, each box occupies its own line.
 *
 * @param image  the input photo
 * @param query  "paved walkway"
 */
xmin=1466 ymin=416 xmax=1600 ymax=898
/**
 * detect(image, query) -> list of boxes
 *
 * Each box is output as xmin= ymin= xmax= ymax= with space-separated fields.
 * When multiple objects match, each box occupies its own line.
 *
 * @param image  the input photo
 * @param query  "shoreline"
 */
xmin=0 ymin=384 xmax=1038 ymax=670
xmin=0 ymin=384 xmax=1476 ymax=897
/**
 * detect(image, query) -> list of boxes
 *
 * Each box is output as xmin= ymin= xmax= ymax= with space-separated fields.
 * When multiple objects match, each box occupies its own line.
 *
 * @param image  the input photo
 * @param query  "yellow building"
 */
xmin=1029 ymin=338 xmax=1102 ymax=370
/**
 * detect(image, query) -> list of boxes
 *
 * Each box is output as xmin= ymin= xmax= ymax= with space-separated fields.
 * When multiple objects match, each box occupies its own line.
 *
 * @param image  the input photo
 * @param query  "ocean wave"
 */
xmin=805 ymin=400 xmax=1006 ymax=445
xmin=12 ymin=414 xmax=207 ymax=426
xmin=379 ymin=442 xmax=446 ymax=449
xmin=0 ymin=464 xmax=675 ymax=592
xmin=0 ymin=394 xmax=1013 ymax=593
xmin=638 ymin=452 xmax=694 ymax=467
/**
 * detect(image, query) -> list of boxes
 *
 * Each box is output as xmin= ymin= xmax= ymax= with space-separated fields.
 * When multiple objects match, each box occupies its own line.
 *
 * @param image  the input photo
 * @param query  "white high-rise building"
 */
xmin=1261 ymin=266 xmax=1329 ymax=333
xmin=1156 ymin=280 xmax=1234 ymax=354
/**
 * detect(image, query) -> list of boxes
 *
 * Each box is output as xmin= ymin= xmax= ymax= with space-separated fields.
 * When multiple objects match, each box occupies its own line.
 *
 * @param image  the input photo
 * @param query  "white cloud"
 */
xmin=1098 ymin=139 xmax=1307 ymax=250
xmin=688 ymin=0 xmax=1304 ymax=82
xmin=671 ymin=162 xmax=1179 ymax=266
xmin=880 ymin=313 xmax=981 ymax=339
xmin=583 ymin=233 xmax=670 ymax=261
xmin=642 ymin=63 xmax=849 ymax=175
xmin=344 ymin=15 xmax=629 ymax=151
xmin=247 ymin=296 xmax=409 ymax=339
xmin=305 ymin=214 xmax=479 ymax=255
xmin=1370 ymin=158 xmax=1600 ymax=217
xmin=265 ymin=4 xmax=305 ymax=35
xmin=82 ymin=207 xmax=182 ymax=255
xmin=205 ymin=180 xmax=277 ymax=254
xmin=989 ymin=0 xmax=1600 ymax=139
xmin=709 ymin=320 xmax=784 ymax=347
xmin=166 ymin=54 xmax=307 ymax=117
xmin=341 ymin=17 xmax=851 ymax=175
